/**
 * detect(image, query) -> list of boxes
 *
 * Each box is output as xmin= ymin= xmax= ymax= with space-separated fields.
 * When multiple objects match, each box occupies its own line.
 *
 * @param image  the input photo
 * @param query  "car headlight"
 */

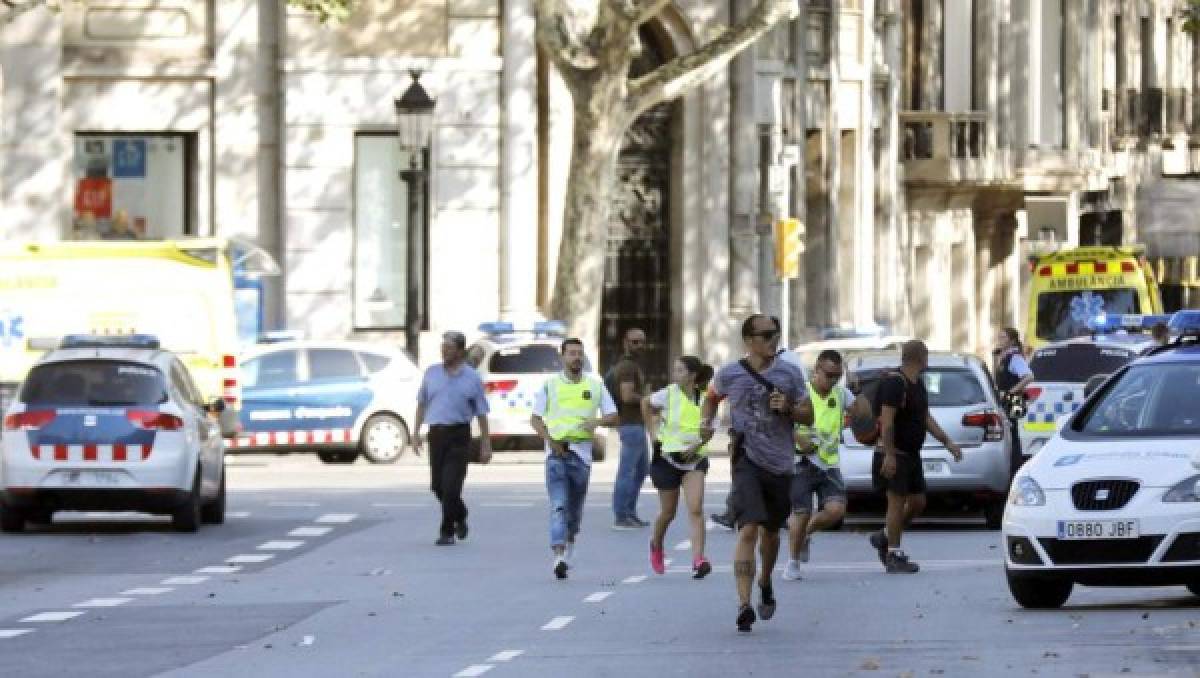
xmin=1010 ymin=476 xmax=1046 ymax=506
xmin=1162 ymin=474 xmax=1200 ymax=503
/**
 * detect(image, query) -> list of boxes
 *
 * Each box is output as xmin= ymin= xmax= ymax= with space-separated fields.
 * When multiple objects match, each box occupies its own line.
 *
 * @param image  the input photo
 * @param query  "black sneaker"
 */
xmin=455 ymin=520 xmax=468 ymax=540
xmin=553 ymin=557 xmax=569 ymax=580
xmin=736 ymin=604 xmax=756 ymax=632
xmin=710 ymin=512 xmax=734 ymax=530
xmin=868 ymin=530 xmax=888 ymax=565
xmin=435 ymin=535 xmax=455 ymax=546
xmin=885 ymin=550 xmax=920 ymax=574
xmin=756 ymin=582 xmax=776 ymax=621
xmin=631 ymin=517 xmax=650 ymax=528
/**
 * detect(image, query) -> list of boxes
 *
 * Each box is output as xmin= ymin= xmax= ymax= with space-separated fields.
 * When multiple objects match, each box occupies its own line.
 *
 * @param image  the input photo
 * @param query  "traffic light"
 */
xmin=774 ymin=218 xmax=802 ymax=280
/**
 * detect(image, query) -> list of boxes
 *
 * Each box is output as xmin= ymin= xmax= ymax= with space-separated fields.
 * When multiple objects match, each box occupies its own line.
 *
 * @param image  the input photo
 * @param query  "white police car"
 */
xmin=232 ymin=340 xmax=418 ymax=464
xmin=0 ymin=335 xmax=226 ymax=532
xmin=1003 ymin=312 xmax=1200 ymax=608
xmin=466 ymin=321 xmax=608 ymax=461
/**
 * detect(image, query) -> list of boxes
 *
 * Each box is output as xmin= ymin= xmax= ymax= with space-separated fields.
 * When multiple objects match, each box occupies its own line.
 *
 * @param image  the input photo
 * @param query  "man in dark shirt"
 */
xmin=869 ymin=340 xmax=961 ymax=573
xmin=606 ymin=327 xmax=650 ymax=528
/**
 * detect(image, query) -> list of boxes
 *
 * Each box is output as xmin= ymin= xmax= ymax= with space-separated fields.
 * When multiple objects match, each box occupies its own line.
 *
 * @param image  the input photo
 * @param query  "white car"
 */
xmin=466 ymin=321 xmax=608 ymax=461
xmin=1003 ymin=315 xmax=1200 ymax=608
xmin=232 ymin=340 xmax=418 ymax=464
xmin=0 ymin=335 xmax=226 ymax=532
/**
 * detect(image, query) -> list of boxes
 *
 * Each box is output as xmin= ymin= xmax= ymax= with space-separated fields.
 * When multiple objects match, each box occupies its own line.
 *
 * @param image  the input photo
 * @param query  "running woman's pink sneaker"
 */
xmin=650 ymin=543 xmax=666 ymax=574
xmin=692 ymin=557 xmax=712 ymax=579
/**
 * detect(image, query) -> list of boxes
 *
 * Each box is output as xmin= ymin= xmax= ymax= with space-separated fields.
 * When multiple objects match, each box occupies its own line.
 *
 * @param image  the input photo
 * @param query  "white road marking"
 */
xmin=73 ymin=598 xmax=132 ymax=608
xmin=487 ymin=650 xmax=524 ymax=662
xmin=674 ymin=540 xmax=691 ymax=551
xmin=195 ymin=565 xmax=242 ymax=574
xmin=541 ymin=616 xmax=574 ymax=631
xmin=622 ymin=575 xmax=647 ymax=584
xmin=453 ymin=666 xmax=494 ymax=677
xmin=0 ymin=629 xmax=33 ymax=639
xmin=227 ymin=511 xmax=251 ymax=518
xmin=162 ymin=576 xmax=208 ymax=585
xmin=583 ymin=592 xmax=613 ymax=603
xmin=481 ymin=503 xmax=534 ymax=508
xmin=269 ymin=501 xmax=319 ymax=507
xmin=227 ymin=554 xmax=275 ymax=564
xmin=315 ymin=513 xmax=358 ymax=524
xmin=258 ymin=540 xmax=305 ymax=550
xmin=370 ymin=503 xmax=427 ymax=508
xmin=21 ymin=611 xmax=84 ymax=623
xmin=289 ymin=526 xmax=333 ymax=537
xmin=121 ymin=587 xmax=173 ymax=596
xmin=1161 ymin=645 xmax=1200 ymax=652
xmin=664 ymin=558 xmax=674 ymax=567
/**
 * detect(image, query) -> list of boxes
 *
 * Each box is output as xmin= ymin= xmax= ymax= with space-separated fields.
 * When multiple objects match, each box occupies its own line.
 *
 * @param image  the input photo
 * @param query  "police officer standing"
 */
xmin=411 ymin=330 xmax=492 ymax=546
xmin=993 ymin=327 xmax=1034 ymax=469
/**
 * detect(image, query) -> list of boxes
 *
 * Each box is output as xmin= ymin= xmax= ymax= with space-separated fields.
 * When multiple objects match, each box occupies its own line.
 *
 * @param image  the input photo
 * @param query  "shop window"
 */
xmin=353 ymin=133 xmax=426 ymax=330
xmin=72 ymin=133 xmax=194 ymax=240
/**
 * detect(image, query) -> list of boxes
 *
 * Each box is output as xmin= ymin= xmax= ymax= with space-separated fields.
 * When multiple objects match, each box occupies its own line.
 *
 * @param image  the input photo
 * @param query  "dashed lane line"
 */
xmin=258 ymin=540 xmax=305 ymax=551
xmin=161 ymin=576 xmax=208 ymax=586
xmin=227 ymin=554 xmax=275 ymax=564
xmin=583 ymin=592 xmax=613 ymax=603
xmin=195 ymin=565 xmax=242 ymax=575
xmin=370 ymin=503 xmax=428 ymax=508
xmin=268 ymin=501 xmax=320 ymax=508
xmin=0 ymin=629 xmax=33 ymax=639
xmin=540 ymin=616 xmax=574 ymax=631
xmin=21 ymin=611 xmax=85 ymax=623
xmin=289 ymin=526 xmax=333 ymax=537
xmin=487 ymin=650 xmax=524 ymax=662
xmin=453 ymin=665 xmax=494 ymax=677
xmin=121 ymin=587 xmax=173 ymax=596
xmin=227 ymin=511 xmax=251 ymax=519
xmin=674 ymin=540 xmax=691 ymax=551
xmin=72 ymin=598 xmax=132 ymax=608
xmin=480 ymin=503 xmax=535 ymax=508
xmin=315 ymin=513 xmax=358 ymax=524
xmin=622 ymin=575 xmax=647 ymax=584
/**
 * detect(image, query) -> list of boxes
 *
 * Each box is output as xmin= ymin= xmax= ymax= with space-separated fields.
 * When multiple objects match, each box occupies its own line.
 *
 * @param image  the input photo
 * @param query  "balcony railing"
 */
xmin=900 ymin=111 xmax=1004 ymax=183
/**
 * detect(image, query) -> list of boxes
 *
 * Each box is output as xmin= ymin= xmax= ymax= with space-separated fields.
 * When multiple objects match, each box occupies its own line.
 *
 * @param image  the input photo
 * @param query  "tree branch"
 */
xmin=627 ymin=0 xmax=797 ymax=115
xmin=535 ymin=0 xmax=599 ymax=76
xmin=634 ymin=0 xmax=671 ymax=25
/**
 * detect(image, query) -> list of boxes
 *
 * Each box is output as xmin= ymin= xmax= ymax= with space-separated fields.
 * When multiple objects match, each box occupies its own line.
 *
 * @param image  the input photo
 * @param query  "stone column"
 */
xmin=824 ymin=0 xmax=842 ymax=327
xmin=1063 ymin=0 xmax=1082 ymax=150
xmin=788 ymin=0 xmax=809 ymax=344
xmin=879 ymin=7 xmax=902 ymax=329
xmin=730 ymin=0 xmax=760 ymax=317
xmin=976 ymin=0 xmax=999 ymax=155
xmin=500 ymin=0 xmax=539 ymax=321
xmin=918 ymin=0 xmax=943 ymax=110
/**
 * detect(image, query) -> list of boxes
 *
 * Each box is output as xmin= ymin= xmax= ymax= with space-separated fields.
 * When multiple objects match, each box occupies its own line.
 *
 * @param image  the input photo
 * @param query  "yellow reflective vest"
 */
xmin=795 ymin=382 xmax=844 ymax=466
xmin=542 ymin=373 xmax=606 ymax=442
xmin=656 ymin=384 xmax=708 ymax=456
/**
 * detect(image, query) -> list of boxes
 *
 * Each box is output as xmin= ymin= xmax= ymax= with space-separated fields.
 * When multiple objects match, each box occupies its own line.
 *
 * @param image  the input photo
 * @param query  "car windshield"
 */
xmin=856 ymin=367 xmax=986 ymax=407
xmin=1029 ymin=344 xmax=1136 ymax=383
xmin=1077 ymin=363 xmax=1200 ymax=436
xmin=488 ymin=344 xmax=593 ymax=374
xmin=21 ymin=360 xmax=168 ymax=406
xmin=1036 ymin=288 xmax=1140 ymax=342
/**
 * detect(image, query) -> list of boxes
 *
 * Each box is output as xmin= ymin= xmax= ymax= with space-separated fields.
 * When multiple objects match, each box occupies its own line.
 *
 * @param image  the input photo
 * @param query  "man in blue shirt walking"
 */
xmin=412 ymin=330 xmax=492 ymax=545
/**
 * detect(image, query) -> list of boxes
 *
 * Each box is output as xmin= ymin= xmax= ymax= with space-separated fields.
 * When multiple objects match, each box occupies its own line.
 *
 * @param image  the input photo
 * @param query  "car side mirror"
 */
xmin=1083 ymin=374 xmax=1108 ymax=399
xmin=206 ymin=398 xmax=227 ymax=414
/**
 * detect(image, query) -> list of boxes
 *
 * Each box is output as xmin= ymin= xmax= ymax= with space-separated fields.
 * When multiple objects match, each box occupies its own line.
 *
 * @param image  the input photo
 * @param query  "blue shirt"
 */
xmin=712 ymin=358 xmax=808 ymax=475
xmin=417 ymin=363 xmax=489 ymax=425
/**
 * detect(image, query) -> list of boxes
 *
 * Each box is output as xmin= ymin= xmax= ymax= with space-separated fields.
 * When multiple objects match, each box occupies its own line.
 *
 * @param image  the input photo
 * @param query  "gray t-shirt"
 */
xmin=712 ymin=357 xmax=808 ymax=475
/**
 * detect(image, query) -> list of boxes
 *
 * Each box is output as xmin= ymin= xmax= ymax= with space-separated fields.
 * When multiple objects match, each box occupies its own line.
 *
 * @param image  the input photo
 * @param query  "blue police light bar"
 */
xmin=532 ymin=320 xmax=567 ymax=337
xmin=60 ymin=334 xmax=162 ymax=350
xmin=478 ymin=321 xmax=516 ymax=335
xmin=1168 ymin=310 xmax=1200 ymax=336
xmin=1088 ymin=313 xmax=1171 ymax=333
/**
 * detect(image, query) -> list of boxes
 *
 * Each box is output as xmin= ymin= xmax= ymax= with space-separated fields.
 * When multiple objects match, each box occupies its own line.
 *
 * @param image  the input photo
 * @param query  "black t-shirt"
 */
xmin=878 ymin=372 xmax=928 ymax=455
xmin=604 ymin=356 xmax=646 ymax=426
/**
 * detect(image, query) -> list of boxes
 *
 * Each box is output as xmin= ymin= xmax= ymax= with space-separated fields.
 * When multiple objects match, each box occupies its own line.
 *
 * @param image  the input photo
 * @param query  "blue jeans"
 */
xmin=612 ymin=424 xmax=649 ymax=521
xmin=546 ymin=452 xmax=591 ymax=548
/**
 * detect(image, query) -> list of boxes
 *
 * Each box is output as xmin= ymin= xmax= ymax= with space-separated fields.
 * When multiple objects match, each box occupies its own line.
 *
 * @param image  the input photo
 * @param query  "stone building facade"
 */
xmin=2 ymin=0 xmax=1198 ymax=370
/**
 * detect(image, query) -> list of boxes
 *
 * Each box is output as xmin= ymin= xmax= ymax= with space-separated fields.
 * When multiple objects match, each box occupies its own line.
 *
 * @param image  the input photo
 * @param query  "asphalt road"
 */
xmin=1 ymin=452 xmax=1198 ymax=678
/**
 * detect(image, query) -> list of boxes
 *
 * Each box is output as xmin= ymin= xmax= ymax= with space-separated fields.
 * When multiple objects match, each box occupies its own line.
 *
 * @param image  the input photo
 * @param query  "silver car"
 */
xmin=840 ymin=351 xmax=1014 ymax=529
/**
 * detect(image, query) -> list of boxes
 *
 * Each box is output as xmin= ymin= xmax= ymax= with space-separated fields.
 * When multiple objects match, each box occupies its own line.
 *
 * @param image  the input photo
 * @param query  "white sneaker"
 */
xmin=782 ymin=559 xmax=803 ymax=581
xmin=565 ymin=541 xmax=575 ymax=563
xmin=796 ymin=536 xmax=811 ymax=563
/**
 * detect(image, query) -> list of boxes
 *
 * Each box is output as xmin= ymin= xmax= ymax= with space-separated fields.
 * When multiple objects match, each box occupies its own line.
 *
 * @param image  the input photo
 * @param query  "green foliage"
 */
xmin=286 ymin=0 xmax=355 ymax=24
xmin=1184 ymin=0 xmax=1200 ymax=35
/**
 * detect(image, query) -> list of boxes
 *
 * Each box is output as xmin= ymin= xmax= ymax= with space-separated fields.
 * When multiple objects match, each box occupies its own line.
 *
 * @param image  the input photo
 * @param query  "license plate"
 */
xmin=64 ymin=470 xmax=123 ymax=487
xmin=923 ymin=460 xmax=946 ymax=474
xmin=1056 ymin=519 xmax=1139 ymax=540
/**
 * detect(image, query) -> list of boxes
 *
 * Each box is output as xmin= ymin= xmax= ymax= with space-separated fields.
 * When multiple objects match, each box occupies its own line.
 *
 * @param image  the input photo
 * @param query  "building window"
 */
xmin=353 ymin=133 xmax=424 ymax=330
xmin=72 ymin=132 xmax=194 ymax=240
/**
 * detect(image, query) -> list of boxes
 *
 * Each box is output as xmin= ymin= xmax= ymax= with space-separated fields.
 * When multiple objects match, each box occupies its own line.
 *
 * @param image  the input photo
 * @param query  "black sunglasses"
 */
xmin=748 ymin=329 xmax=780 ymax=340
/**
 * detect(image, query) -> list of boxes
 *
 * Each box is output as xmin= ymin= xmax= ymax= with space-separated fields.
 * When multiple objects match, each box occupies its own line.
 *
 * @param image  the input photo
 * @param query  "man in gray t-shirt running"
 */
xmin=700 ymin=314 xmax=811 ymax=633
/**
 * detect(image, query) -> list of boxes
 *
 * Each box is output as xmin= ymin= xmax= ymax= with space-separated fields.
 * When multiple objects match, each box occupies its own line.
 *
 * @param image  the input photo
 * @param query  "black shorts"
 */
xmin=731 ymin=456 xmax=792 ymax=531
xmin=871 ymin=450 xmax=927 ymax=496
xmin=790 ymin=462 xmax=847 ymax=513
xmin=649 ymin=454 xmax=709 ymax=490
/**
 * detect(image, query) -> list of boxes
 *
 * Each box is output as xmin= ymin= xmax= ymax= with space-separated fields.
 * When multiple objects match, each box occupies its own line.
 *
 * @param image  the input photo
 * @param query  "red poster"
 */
xmin=74 ymin=177 xmax=112 ymax=219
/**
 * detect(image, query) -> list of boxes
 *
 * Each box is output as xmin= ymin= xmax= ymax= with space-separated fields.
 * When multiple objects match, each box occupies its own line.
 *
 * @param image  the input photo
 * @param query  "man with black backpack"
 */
xmin=868 ymin=340 xmax=962 ymax=573
xmin=700 ymin=314 xmax=812 ymax=632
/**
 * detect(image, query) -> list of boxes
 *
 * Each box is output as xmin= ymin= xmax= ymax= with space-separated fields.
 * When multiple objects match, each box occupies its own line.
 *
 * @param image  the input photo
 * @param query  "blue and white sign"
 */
xmin=112 ymin=139 xmax=147 ymax=178
xmin=0 ymin=311 xmax=25 ymax=349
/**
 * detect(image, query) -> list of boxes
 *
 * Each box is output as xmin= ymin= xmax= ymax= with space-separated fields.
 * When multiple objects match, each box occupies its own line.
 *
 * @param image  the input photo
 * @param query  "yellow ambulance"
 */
xmin=0 ymin=239 xmax=276 ymax=434
xmin=1025 ymin=246 xmax=1163 ymax=350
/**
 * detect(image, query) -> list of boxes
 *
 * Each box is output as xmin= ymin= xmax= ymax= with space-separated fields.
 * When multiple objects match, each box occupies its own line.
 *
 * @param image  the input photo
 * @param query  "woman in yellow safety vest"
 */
xmin=641 ymin=355 xmax=715 ymax=579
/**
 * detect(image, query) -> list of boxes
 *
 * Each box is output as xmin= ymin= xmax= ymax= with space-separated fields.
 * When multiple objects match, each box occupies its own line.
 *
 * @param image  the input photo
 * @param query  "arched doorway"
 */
xmin=600 ymin=26 xmax=678 ymax=388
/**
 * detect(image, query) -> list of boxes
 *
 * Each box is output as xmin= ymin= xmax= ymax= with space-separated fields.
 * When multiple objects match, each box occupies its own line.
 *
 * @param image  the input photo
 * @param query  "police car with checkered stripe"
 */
xmin=1018 ymin=316 xmax=1160 ymax=458
xmin=1003 ymin=311 xmax=1200 ymax=608
xmin=0 ymin=335 xmax=226 ymax=532
xmin=466 ymin=321 xmax=608 ymax=461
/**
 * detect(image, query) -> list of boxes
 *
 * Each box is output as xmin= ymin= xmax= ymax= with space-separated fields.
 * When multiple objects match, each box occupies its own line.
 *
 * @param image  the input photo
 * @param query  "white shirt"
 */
xmin=531 ymin=372 xmax=617 ymax=467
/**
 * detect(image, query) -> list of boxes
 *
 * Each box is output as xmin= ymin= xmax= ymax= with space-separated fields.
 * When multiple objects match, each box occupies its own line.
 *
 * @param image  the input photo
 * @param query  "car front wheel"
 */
xmin=360 ymin=414 xmax=409 ymax=464
xmin=1006 ymin=568 xmax=1072 ymax=609
xmin=0 ymin=505 xmax=25 ymax=533
xmin=1187 ymin=582 xmax=1200 ymax=597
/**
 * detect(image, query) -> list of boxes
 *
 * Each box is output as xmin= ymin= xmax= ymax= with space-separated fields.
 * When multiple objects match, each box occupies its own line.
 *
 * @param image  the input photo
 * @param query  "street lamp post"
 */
xmin=394 ymin=70 xmax=436 ymax=361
